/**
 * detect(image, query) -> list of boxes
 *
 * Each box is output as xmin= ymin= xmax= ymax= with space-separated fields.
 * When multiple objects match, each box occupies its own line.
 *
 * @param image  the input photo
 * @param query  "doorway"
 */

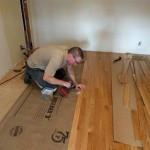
xmin=20 ymin=0 xmax=33 ymax=50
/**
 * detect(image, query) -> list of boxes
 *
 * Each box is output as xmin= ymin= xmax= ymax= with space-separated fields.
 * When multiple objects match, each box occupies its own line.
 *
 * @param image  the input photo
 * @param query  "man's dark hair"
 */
xmin=68 ymin=47 xmax=84 ymax=60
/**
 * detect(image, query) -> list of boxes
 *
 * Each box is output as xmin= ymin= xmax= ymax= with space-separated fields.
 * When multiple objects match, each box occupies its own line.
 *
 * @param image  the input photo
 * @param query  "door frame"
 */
xmin=20 ymin=0 xmax=33 ymax=50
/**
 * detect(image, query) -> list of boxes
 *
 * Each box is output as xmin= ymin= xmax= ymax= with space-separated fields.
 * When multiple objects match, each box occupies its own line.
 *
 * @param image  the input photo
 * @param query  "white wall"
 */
xmin=0 ymin=11 xmax=12 ymax=78
xmin=0 ymin=0 xmax=25 ymax=78
xmin=29 ymin=0 xmax=150 ymax=54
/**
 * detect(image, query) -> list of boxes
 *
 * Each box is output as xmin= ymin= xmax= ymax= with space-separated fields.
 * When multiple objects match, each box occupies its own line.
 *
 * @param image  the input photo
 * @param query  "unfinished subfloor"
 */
xmin=0 ymin=51 xmax=150 ymax=150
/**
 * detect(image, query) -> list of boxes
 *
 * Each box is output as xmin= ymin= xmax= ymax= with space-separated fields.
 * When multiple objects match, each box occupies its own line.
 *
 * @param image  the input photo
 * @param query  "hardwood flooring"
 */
xmin=68 ymin=52 xmax=143 ymax=150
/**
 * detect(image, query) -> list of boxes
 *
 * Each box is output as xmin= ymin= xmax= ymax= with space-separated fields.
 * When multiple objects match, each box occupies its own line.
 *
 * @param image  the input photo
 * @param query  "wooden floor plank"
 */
xmin=138 ymin=86 xmax=150 ymax=117
xmin=139 ymin=61 xmax=150 ymax=84
xmin=119 ymin=58 xmax=130 ymax=84
xmin=130 ymin=61 xmax=135 ymax=74
xmin=134 ymin=61 xmax=142 ymax=86
xmin=124 ymin=83 xmax=130 ymax=108
xmin=131 ymin=110 xmax=142 ymax=141
xmin=135 ymin=88 xmax=150 ymax=150
xmin=68 ymin=52 xmax=141 ymax=150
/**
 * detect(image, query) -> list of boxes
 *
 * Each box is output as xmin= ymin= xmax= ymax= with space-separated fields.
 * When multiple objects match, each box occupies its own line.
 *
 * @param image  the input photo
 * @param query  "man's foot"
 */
xmin=24 ymin=74 xmax=32 ymax=84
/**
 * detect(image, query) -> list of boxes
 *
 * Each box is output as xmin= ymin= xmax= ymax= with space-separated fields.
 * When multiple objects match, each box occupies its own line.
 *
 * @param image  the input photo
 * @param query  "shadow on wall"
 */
xmin=46 ymin=39 xmax=89 ymax=50
xmin=39 ymin=30 xmax=115 ymax=52
xmin=94 ymin=30 xmax=115 ymax=52
xmin=51 ymin=31 xmax=115 ymax=52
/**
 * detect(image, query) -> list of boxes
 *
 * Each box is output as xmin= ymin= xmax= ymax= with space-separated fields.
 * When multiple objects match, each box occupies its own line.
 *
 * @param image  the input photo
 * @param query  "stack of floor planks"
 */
xmin=118 ymin=54 xmax=150 ymax=150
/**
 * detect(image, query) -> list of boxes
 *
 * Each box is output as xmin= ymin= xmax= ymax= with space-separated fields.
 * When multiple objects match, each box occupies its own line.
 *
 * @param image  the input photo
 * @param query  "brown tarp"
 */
xmin=0 ymin=64 xmax=83 ymax=150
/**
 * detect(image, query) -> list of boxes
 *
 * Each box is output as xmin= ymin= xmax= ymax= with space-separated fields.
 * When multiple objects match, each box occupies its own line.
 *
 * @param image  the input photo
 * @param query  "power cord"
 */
xmin=0 ymin=70 xmax=25 ymax=85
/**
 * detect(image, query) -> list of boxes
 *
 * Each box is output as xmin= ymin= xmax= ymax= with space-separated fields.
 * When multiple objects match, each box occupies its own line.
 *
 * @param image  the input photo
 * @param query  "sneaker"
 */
xmin=24 ymin=73 xmax=32 ymax=84
xmin=41 ymin=87 xmax=57 ymax=101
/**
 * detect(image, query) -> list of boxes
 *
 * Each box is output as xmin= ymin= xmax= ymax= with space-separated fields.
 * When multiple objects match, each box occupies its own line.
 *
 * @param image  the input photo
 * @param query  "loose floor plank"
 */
xmin=138 ymin=86 xmax=150 ymax=117
xmin=135 ymin=88 xmax=150 ymax=150
xmin=119 ymin=58 xmax=130 ymax=83
xmin=131 ymin=109 xmax=142 ymax=141
xmin=124 ymin=83 xmax=130 ymax=108
xmin=139 ymin=61 xmax=150 ymax=84
xmin=134 ymin=61 xmax=142 ymax=86
xmin=130 ymin=61 xmax=135 ymax=74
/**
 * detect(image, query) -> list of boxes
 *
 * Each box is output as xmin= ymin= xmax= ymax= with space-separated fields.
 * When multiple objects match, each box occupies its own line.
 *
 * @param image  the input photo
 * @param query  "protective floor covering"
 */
xmin=0 ymin=64 xmax=83 ymax=150
xmin=112 ymin=57 xmax=142 ymax=147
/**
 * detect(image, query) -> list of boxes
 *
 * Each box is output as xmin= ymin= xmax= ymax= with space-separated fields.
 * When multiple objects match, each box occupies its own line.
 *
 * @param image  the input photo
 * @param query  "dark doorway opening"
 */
xmin=20 ymin=0 xmax=33 ymax=50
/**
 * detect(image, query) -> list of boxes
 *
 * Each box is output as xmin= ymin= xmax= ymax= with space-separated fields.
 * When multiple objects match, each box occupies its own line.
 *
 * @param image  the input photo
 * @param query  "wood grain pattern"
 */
xmin=68 ymin=52 xmax=142 ymax=150
xmin=135 ymin=87 xmax=150 ymax=150
xmin=138 ymin=86 xmax=150 ymax=117
xmin=139 ymin=61 xmax=150 ymax=84
xmin=131 ymin=110 xmax=142 ymax=141
xmin=134 ymin=61 xmax=142 ymax=86
xmin=130 ymin=61 xmax=135 ymax=74
xmin=119 ymin=58 xmax=130 ymax=84
xmin=124 ymin=83 xmax=130 ymax=108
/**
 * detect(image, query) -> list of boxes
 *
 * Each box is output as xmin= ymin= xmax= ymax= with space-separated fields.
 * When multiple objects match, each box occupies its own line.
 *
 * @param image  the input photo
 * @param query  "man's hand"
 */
xmin=63 ymin=81 xmax=71 ymax=89
xmin=75 ymin=83 xmax=86 ymax=90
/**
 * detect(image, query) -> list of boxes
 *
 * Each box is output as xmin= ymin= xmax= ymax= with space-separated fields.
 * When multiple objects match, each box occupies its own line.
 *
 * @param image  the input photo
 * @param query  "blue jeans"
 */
xmin=25 ymin=65 xmax=57 ymax=89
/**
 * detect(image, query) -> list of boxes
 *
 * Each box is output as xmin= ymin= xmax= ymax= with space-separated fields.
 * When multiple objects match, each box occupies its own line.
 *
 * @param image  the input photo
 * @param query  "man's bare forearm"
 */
xmin=67 ymin=64 xmax=78 ymax=85
xmin=43 ymin=72 xmax=70 ymax=88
